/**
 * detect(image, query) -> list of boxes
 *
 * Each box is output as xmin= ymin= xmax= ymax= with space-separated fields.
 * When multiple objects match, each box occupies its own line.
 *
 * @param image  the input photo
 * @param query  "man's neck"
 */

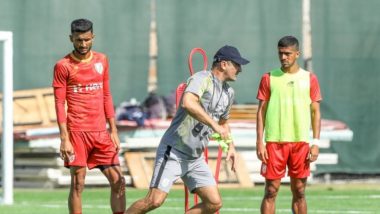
xmin=211 ymin=69 xmax=225 ymax=82
xmin=281 ymin=64 xmax=300 ymax=74
xmin=71 ymin=51 xmax=93 ymax=62
xmin=72 ymin=50 xmax=92 ymax=61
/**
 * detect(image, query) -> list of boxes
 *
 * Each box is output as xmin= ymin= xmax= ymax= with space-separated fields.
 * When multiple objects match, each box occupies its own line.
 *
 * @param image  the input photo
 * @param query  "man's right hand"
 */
xmin=60 ymin=139 xmax=74 ymax=162
xmin=212 ymin=124 xmax=229 ymax=140
xmin=256 ymin=141 xmax=268 ymax=164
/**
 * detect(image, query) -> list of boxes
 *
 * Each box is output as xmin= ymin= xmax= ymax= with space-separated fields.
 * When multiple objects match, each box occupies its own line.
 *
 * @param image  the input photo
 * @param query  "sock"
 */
xmin=113 ymin=212 xmax=124 ymax=214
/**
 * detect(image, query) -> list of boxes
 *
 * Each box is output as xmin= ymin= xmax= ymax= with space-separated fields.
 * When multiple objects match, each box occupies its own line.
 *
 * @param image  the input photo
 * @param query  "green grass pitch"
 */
xmin=1 ymin=183 xmax=380 ymax=213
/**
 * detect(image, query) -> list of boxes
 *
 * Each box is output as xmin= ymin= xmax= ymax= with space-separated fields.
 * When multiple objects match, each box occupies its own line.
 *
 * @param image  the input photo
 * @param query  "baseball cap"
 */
xmin=213 ymin=45 xmax=250 ymax=65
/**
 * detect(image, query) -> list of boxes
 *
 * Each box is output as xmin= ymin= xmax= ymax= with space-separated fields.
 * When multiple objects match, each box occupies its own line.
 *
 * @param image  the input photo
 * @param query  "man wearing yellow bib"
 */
xmin=256 ymin=36 xmax=322 ymax=214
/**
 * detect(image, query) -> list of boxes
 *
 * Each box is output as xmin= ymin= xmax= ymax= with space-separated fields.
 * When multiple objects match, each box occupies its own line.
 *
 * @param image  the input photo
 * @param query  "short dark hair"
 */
xmin=278 ymin=36 xmax=299 ymax=50
xmin=71 ymin=19 xmax=93 ymax=33
xmin=211 ymin=60 xmax=221 ymax=69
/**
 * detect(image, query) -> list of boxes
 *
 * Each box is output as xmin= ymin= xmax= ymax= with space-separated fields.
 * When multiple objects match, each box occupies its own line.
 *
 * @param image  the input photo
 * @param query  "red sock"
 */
xmin=113 ymin=212 xmax=124 ymax=214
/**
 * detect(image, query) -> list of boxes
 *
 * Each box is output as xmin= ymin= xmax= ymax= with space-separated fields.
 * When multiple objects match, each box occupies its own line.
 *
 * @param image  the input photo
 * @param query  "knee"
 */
xmin=73 ymin=183 xmax=85 ymax=194
xmin=110 ymin=176 xmax=126 ymax=195
xmin=264 ymin=186 xmax=279 ymax=199
xmin=205 ymin=198 xmax=222 ymax=212
xmin=145 ymin=197 xmax=164 ymax=209
xmin=292 ymin=188 xmax=306 ymax=199
xmin=203 ymin=197 xmax=223 ymax=213
xmin=73 ymin=177 xmax=85 ymax=193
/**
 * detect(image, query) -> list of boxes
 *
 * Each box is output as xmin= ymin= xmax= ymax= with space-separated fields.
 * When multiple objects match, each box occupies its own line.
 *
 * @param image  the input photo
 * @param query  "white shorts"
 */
xmin=150 ymin=145 xmax=216 ymax=193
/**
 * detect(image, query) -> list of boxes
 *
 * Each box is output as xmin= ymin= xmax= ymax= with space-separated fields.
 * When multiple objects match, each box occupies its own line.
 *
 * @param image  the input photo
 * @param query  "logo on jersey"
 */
xmin=94 ymin=63 xmax=103 ymax=75
xmin=73 ymin=82 xmax=103 ymax=93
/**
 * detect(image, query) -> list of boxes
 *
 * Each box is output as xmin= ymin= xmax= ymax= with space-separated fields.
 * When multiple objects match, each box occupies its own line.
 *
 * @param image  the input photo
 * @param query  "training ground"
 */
xmin=1 ymin=183 xmax=380 ymax=214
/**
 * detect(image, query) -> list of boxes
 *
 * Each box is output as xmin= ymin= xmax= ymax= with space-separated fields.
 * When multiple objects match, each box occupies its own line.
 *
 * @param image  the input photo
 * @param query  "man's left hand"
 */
xmin=307 ymin=145 xmax=319 ymax=162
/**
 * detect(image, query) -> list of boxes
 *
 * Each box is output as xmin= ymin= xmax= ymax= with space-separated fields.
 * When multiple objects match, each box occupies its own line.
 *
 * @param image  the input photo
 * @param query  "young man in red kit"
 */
xmin=52 ymin=19 xmax=125 ymax=214
xmin=256 ymin=36 xmax=322 ymax=214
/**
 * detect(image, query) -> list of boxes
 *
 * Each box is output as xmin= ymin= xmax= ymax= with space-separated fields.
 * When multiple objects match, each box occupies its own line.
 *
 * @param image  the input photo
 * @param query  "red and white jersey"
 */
xmin=52 ymin=51 xmax=115 ymax=131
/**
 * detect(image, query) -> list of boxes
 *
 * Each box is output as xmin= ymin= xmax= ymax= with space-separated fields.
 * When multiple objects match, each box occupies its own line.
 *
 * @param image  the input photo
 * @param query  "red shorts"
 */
xmin=260 ymin=142 xmax=310 ymax=179
xmin=66 ymin=131 xmax=120 ymax=169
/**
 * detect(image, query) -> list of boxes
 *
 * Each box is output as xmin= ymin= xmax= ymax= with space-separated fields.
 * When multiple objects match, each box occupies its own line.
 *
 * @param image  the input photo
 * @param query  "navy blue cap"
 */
xmin=213 ymin=45 xmax=250 ymax=65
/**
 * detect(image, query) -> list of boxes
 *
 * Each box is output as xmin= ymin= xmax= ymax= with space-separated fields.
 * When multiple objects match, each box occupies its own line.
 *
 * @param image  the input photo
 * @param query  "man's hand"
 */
xmin=256 ymin=141 xmax=268 ymax=164
xmin=57 ymin=123 xmax=74 ymax=162
xmin=60 ymin=138 xmax=74 ymax=162
xmin=212 ymin=124 xmax=230 ymax=141
xmin=110 ymin=130 xmax=121 ymax=152
xmin=307 ymin=145 xmax=319 ymax=162
xmin=226 ymin=144 xmax=236 ymax=172
xmin=107 ymin=118 xmax=120 ymax=152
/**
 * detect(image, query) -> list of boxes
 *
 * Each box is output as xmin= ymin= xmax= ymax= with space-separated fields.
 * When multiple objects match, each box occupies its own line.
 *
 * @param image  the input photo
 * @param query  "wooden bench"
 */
xmin=229 ymin=104 xmax=258 ymax=121
xmin=0 ymin=87 xmax=56 ymax=132
xmin=124 ymin=151 xmax=253 ymax=189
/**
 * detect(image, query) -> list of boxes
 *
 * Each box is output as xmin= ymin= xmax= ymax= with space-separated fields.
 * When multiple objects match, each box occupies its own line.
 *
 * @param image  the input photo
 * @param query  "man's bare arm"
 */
xmin=182 ymin=92 xmax=229 ymax=139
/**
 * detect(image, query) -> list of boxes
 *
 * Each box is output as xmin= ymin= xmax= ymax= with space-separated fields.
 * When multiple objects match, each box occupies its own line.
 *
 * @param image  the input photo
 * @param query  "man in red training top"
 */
xmin=52 ymin=18 xmax=125 ymax=214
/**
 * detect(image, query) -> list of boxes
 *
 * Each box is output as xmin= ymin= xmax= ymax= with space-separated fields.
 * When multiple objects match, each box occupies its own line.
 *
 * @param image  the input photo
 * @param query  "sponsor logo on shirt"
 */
xmin=73 ymin=82 xmax=103 ymax=93
xmin=287 ymin=81 xmax=295 ymax=87
xmin=94 ymin=63 xmax=103 ymax=75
